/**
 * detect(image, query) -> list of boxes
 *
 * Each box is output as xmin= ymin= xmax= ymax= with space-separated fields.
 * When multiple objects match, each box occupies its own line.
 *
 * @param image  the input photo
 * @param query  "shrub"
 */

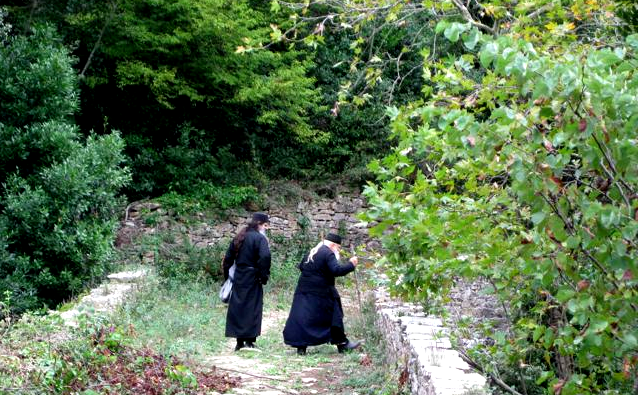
xmin=0 ymin=20 xmax=130 ymax=313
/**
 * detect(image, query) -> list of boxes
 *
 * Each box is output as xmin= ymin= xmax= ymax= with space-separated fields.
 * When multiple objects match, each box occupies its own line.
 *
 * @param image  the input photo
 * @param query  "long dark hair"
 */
xmin=232 ymin=218 xmax=263 ymax=255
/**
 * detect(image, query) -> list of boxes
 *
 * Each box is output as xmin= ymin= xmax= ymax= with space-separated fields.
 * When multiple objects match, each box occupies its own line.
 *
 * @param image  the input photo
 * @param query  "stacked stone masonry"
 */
xmin=126 ymin=194 xmax=378 ymax=250
xmin=375 ymin=288 xmax=488 ymax=395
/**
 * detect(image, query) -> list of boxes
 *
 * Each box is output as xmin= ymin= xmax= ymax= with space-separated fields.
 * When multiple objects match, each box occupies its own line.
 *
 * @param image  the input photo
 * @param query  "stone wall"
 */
xmin=148 ymin=194 xmax=379 ymax=249
xmin=375 ymin=287 xmax=488 ymax=395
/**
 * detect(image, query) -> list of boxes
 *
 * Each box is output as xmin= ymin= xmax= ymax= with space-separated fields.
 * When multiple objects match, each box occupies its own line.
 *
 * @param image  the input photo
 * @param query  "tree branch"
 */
xmin=450 ymin=0 xmax=495 ymax=34
xmin=80 ymin=2 xmax=118 ymax=79
xmin=457 ymin=349 xmax=525 ymax=395
xmin=526 ymin=4 xmax=553 ymax=20
xmin=591 ymin=133 xmax=634 ymax=210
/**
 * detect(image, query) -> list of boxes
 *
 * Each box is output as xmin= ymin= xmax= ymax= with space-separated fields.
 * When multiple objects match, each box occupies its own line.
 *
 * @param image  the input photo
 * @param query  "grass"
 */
xmin=111 ymin=258 xmax=411 ymax=394
xmin=113 ymin=273 xmax=228 ymax=359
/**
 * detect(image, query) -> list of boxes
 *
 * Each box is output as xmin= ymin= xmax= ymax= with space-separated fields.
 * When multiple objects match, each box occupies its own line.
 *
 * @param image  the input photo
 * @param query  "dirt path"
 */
xmin=203 ymin=299 xmax=364 ymax=395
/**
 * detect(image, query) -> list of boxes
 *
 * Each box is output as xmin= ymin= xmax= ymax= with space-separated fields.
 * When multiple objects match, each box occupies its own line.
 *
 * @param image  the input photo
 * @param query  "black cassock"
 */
xmin=223 ymin=229 xmax=271 ymax=339
xmin=283 ymin=245 xmax=355 ymax=347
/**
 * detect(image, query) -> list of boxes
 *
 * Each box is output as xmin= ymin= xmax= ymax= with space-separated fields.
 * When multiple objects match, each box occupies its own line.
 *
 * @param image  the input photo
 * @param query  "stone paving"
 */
xmin=375 ymin=288 xmax=487 ymax=395
xmin=58 ymin=269 xmax=149 ymax=326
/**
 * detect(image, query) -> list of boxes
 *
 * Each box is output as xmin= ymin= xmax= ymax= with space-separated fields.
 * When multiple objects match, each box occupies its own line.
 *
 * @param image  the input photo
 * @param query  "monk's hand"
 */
xmin=349 ymin=256 xmax=358 ymax=267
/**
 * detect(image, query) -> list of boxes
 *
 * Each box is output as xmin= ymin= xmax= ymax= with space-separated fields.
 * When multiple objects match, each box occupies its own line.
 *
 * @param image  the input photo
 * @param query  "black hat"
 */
xmin=325 ymin=233 xmax=342 ymax=245
xmin=252 ymin=212 xmax=269 ymax=223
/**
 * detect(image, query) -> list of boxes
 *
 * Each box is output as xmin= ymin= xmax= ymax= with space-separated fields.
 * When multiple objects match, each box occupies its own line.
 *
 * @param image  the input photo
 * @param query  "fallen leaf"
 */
xmin=360 ymin=354 xmax=372 ymax=366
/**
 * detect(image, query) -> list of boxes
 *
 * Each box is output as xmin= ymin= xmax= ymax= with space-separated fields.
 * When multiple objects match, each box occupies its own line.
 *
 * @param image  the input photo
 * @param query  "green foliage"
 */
xmin=195 ymin=185 xmax=261 ymax=210
xmin=340 ymin=296 xmax=411 ymax=395
xmin=267 ymin=229 xmax=315 ymax=294
xmin=0 ymin=25 xmax=78 ymax=127
xmin=115 ymin=274 xmax=228 ymax=359
xmin=0 ymin=21 xmax=130 ymax=313
xmin=5 ymin=0 xmax=394 ymax=194
xmin=363 ymin=25 xmax=638 ymax=395
xmin=152 ymin=232 xmax=227 ymax=284
xmin=616 ymin=0 xmax=638 ymax=33
xmin=59 ymin=0 xmax=329 ymax=195
xmin=310 ymin=0 xmax=638 ymax=393
xmin=156 ymin=185 xmax=261 ymax=218
xmin=126 ymin=124 xmax=260 ymax=197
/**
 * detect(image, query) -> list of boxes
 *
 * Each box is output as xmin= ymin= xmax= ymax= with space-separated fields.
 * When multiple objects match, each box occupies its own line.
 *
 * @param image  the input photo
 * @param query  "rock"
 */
xmin=108 ymin=269 xmax=149 ymax=283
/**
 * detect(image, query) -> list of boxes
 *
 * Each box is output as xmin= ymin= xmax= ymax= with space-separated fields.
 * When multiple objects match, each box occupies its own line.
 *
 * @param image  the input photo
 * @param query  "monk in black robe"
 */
xmin=223 ymin=212 xmax=271 ymax=351
xmin=283 ymin=233 xmax=361 ymax=355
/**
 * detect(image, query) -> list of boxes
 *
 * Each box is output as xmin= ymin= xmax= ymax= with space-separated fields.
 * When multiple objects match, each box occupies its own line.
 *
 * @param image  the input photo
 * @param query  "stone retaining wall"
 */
xmin=374 ymin=287 xmax=488 ymax=395
xmin=128 ymin=194 xmax=378 ymax=249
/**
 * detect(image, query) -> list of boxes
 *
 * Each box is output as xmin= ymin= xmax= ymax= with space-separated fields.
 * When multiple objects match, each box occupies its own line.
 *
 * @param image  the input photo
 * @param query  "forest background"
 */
xmin=1 ymin=1 xmax=637 ymax=394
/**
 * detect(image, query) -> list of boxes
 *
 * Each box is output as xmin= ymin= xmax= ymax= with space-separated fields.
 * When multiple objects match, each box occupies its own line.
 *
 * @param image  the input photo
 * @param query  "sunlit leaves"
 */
xmin=362 ymin=3 xmax=638 ymax=393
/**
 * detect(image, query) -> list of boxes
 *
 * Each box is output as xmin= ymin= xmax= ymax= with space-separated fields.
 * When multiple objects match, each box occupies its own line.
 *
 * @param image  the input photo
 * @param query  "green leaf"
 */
xmin=533 ymin=326 xmax=545 ymax=342
xmin=444 ymin=23 xmax=469 ymax=43
xmin=627 ymin=34 xmax=638 ymax=50
xmin=556 ymin=288 xmax=575 ymax=303
xmin=536 ymin=371 xmax=553 ymax=385
xmin=386 ymin=106 xmax=400 ymax=121
xmin=462 ymin=28 xmax=480 ymax=50
xmin=564 ymin=235 xmax=580 ymax=249
xmin=589 ymin=316 xmax=609 ymax=333
xmin=270 ymin=0 xmax=281 ymax=12
xmin=531 ymin=212 xmax=546 ymax=225
xmin=480 ymin=41 xmax=499 ymax=68
xmin=539 ymin=107 xmax=554 ymax=118
xmin=435 ymin=20 xmax=449 ymax=34
xmin=600 ymin=207 xmax=620 ymax=228
xmin=623 ymin=333 xmax=637 ymax=349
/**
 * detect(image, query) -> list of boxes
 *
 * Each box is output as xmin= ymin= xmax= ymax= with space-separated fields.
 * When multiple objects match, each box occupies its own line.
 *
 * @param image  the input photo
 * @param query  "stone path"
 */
xmin=55 ymin=267 xmax=490 ymax=395
xmin=49 ymin=261 xmax=374 ymax=395
xmin=375 ymin=288 xmax=487 ymax=395
xmin=58 ymin=269 xmax=149 ymax=326
xmin=202 ymin=309 xmax=350 ymax=395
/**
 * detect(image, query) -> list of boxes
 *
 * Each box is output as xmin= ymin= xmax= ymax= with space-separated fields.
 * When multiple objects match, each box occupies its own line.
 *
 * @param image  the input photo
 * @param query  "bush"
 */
xmin=153 ymin=232 xmax=228 ymax=284
xmin=0 ymin=21 xmax=130 ymax=313
xmin=155 ymin=185 xmax=261 ymax=219
xmin=125 ymin=125 xmax=267 ymax=199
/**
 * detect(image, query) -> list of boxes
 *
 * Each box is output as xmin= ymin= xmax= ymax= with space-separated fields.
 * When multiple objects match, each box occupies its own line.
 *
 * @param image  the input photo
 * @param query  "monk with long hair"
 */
xmin=222 ymin=212 xmax=271 ymax=351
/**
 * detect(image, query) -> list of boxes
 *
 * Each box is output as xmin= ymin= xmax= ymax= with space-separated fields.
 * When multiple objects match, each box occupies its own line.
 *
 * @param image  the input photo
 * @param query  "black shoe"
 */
xmin=234 ymin=340 xmax=245 ymax=351
xmin=337 ymin=340 xmax=361 ymax=353
xmin=296 ymin=347 xmax=307 ymax=356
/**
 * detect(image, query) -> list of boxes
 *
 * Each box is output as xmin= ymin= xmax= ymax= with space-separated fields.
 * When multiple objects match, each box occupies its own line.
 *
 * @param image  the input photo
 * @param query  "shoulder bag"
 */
xmin=219 ymin=263 xmax=236 ymax=303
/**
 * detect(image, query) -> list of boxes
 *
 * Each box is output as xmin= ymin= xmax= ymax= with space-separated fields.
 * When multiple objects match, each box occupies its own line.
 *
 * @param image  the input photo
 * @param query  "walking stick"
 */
xmin=351 ymin=247 xmax=363 ymax=314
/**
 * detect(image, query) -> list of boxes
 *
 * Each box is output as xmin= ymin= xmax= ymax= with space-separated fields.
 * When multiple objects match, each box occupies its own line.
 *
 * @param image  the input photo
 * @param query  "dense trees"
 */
xmin=0 ymin=0 xmax=395 ymax=312
xmin=313 ymin=0 xmax=638 ymax=393
xmin=0 ymin=13 xmax=130 ymax=313
xmin=4 ymin=0 xmax=391 ymax=196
